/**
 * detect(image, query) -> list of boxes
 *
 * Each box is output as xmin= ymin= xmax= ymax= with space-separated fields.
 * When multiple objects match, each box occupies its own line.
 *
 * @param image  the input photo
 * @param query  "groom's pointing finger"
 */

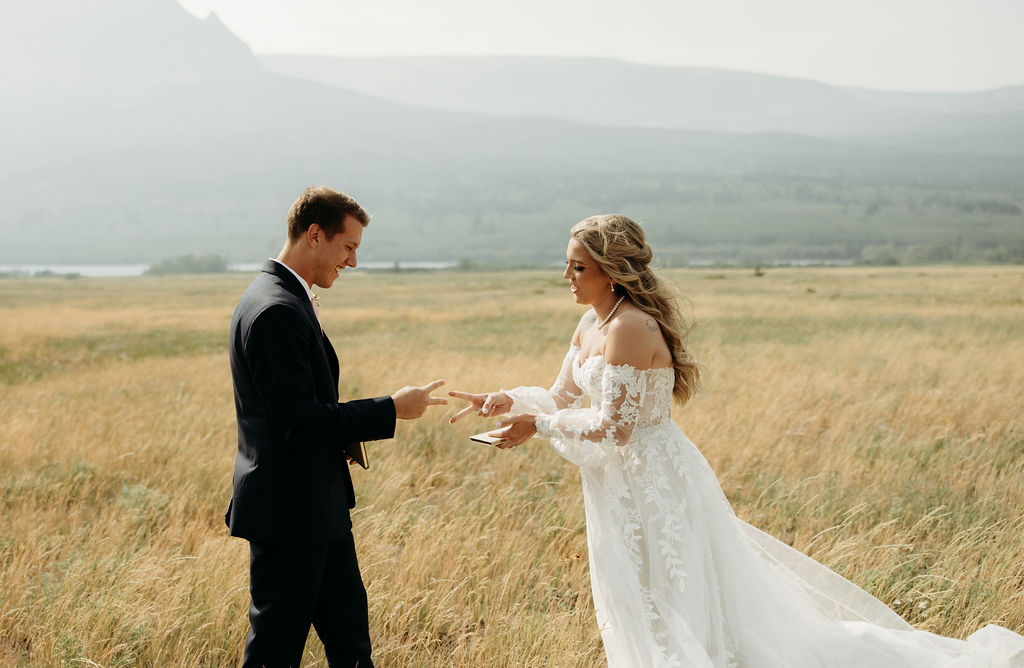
xmin=423 ymin=379 xmax=446 ymax=392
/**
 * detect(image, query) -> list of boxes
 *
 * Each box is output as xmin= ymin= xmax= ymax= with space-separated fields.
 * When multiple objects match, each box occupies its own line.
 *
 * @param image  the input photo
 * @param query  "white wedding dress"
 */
xmin=505 ymin=345 xmax=1024 ymax=668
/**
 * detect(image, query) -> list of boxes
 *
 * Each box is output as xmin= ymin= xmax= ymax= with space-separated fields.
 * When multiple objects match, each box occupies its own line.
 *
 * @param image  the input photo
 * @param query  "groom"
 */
xmin=226 ymin=185 xmax=447 ymax=667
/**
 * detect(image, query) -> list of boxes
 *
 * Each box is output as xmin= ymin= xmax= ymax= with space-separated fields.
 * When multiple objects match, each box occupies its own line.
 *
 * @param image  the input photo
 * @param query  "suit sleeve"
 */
xmin=243 ymin=303 xmax=396 ymax=445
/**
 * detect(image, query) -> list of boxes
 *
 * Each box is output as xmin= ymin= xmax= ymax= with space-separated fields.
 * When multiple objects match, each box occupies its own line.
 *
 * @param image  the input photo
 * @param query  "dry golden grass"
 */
xmin=1 ymin=266 xmax=1022 ymax=666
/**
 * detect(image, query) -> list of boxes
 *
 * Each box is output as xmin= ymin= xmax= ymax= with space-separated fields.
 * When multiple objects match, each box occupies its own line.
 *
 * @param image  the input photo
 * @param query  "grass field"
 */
xmin=1 ymin=266 xmax=1023 ymax=666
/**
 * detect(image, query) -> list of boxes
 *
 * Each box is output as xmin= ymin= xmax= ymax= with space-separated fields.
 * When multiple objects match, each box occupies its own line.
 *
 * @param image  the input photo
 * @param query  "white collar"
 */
xmin=270 ymin=258 xmax=315 ymax=301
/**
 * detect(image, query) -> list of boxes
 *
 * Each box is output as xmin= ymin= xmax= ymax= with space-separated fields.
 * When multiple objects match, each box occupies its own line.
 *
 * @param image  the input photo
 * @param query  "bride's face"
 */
xmin=564 ymin=237 xmax=612 ymax=306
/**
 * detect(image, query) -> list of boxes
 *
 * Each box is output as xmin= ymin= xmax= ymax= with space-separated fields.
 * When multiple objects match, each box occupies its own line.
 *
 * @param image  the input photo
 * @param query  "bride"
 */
xmin=448 ymin=214 xmax=1024 ymax=667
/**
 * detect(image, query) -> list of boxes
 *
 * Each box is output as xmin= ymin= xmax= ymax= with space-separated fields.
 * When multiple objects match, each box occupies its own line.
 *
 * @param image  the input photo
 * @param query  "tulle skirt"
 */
xmin=573 ymin=422 xmax=1024 ymax=668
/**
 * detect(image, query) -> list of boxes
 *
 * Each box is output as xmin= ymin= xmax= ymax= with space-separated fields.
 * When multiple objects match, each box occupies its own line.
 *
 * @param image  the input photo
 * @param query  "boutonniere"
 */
xmin=311 ymin=292 xmax=320 ymax=307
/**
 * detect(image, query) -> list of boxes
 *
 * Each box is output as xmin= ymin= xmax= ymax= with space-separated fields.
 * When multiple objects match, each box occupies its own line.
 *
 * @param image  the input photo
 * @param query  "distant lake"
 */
xmin=0 ymin=264 xmax=151 ymax=277
xmin=686 ymin=258 xmax=856 ymax=267
xmin=0 ymin=261 xmax=457 ymax=278
xmin=1 ymin=259 xmax=858 ymax=277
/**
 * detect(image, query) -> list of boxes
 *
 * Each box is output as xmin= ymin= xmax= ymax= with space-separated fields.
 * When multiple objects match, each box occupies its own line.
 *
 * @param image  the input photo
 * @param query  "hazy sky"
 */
xmin=178 ymin=0 xmax=1024 ymax=92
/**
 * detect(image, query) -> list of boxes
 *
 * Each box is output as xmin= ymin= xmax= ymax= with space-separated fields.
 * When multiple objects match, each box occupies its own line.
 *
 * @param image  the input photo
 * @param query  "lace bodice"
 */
xmin=504 ymin=345 xmax=674 ymax=468
xmin=571 ymin=347 xmax=673 ymax=429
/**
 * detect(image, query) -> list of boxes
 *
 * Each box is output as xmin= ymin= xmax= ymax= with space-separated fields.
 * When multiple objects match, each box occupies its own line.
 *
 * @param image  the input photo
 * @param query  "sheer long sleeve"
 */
xmin=503 ymin=346 xmax=584 ymax=416
xmin=535 ymin=363 xmax=648 ymax=468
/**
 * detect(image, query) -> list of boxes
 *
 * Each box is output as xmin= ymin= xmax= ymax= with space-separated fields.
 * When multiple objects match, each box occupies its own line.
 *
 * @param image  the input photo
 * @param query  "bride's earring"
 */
xmin=610 ymin=282 xmax=616 ymax=293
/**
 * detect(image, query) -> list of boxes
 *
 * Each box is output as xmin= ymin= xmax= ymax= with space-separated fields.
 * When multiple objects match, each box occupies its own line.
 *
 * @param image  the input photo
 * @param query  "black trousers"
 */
xmin=242 ymin=532 xmax=373 ymax=668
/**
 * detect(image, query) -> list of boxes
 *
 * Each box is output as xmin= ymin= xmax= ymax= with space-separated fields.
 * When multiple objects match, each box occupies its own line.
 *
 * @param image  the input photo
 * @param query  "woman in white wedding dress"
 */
xmin=448 ymin=214 xmax=1024 ymax=668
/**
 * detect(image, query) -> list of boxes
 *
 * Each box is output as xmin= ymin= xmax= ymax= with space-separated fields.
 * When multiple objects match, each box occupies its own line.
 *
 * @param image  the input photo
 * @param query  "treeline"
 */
xmin=4 ymin=173 xmax=1021 ymax=268
xmin=144 ymin=254 xmax=228 ymax=276
xmin=358 ymin=171 xmax=1024 ymax=266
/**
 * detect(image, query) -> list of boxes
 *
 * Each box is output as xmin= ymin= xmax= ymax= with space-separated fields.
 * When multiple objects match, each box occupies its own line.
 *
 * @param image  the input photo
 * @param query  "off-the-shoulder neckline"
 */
xmin=569 ymin=345 xmax=673 ymax=373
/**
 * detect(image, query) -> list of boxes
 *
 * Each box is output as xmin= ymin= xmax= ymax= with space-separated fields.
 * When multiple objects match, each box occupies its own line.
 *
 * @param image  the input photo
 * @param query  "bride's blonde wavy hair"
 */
xmin=571 ymin=214 xmax=701 ymax=405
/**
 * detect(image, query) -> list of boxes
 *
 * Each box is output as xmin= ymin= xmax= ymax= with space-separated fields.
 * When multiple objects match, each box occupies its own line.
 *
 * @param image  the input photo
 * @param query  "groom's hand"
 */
xmin=392 ymin=379 xmax=448 ymax=419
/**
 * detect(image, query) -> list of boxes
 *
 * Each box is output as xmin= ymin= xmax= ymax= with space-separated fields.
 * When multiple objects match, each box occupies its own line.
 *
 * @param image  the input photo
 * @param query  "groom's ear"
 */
xmin=305 ymin=223 xmax=323 ymax=248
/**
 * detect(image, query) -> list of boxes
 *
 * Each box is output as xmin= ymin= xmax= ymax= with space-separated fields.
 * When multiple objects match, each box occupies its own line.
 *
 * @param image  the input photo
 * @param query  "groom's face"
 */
xmin=313 ymin=215 xmax=363 ymax=288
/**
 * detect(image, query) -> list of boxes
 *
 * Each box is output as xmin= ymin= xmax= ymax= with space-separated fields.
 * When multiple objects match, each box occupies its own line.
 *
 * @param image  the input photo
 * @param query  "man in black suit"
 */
xmin=226 ymin=185 xmax=446 ymax=667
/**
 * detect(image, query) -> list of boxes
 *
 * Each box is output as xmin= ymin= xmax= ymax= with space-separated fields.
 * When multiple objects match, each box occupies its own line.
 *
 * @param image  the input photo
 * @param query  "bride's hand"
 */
xmin=491 ymin=414 xmax=537 ymax=448
xmin=447 ymin=390 xmax=512 ymax=424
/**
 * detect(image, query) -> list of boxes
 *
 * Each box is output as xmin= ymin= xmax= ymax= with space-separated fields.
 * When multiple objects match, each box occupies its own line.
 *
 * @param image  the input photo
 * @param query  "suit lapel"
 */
xmin=263 ymin=259 xmax=339 ymax=394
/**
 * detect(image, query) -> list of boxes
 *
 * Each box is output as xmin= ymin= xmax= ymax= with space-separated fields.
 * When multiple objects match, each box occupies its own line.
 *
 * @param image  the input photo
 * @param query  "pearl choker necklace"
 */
xmin=596 ymin=296 xmax=625 ymax=329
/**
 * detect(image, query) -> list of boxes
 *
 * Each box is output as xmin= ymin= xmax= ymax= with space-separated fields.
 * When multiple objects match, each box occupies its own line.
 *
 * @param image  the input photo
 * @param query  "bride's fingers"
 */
xmin=494 ymin=434 xmax=521 ymax=450
xmin=480 ymin=396 xmax=495 ymax=415
xmin=488 ymin=426 xmax=514 ymax=447
xmin=447 ymin=390 xmax=482 ymax=404
xmin=495 ymin=414 xmax=524 ymax=428
xmin=448 ymin=404 xmax=479 ymax=424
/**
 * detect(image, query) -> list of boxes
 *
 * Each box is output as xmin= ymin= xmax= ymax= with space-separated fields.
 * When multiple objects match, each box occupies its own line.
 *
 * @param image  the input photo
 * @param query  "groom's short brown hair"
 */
xmin=286 ymin=186 xmax=370 ymax=240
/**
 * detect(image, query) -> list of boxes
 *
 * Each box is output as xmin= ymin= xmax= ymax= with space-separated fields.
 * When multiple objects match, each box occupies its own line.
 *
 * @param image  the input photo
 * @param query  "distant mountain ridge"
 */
xmin=259 ymin=54 xmax=1024 ymax=137
xmin=0 ymin=0 xmax=261 ymax=102
xmin=0 ymin=0 xmax=1021 ymax=266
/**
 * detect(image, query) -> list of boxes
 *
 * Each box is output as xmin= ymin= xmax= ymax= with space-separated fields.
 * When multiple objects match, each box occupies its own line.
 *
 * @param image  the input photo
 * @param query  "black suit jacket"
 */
xmin=226 ymin=260 xmax=396 ymax=544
